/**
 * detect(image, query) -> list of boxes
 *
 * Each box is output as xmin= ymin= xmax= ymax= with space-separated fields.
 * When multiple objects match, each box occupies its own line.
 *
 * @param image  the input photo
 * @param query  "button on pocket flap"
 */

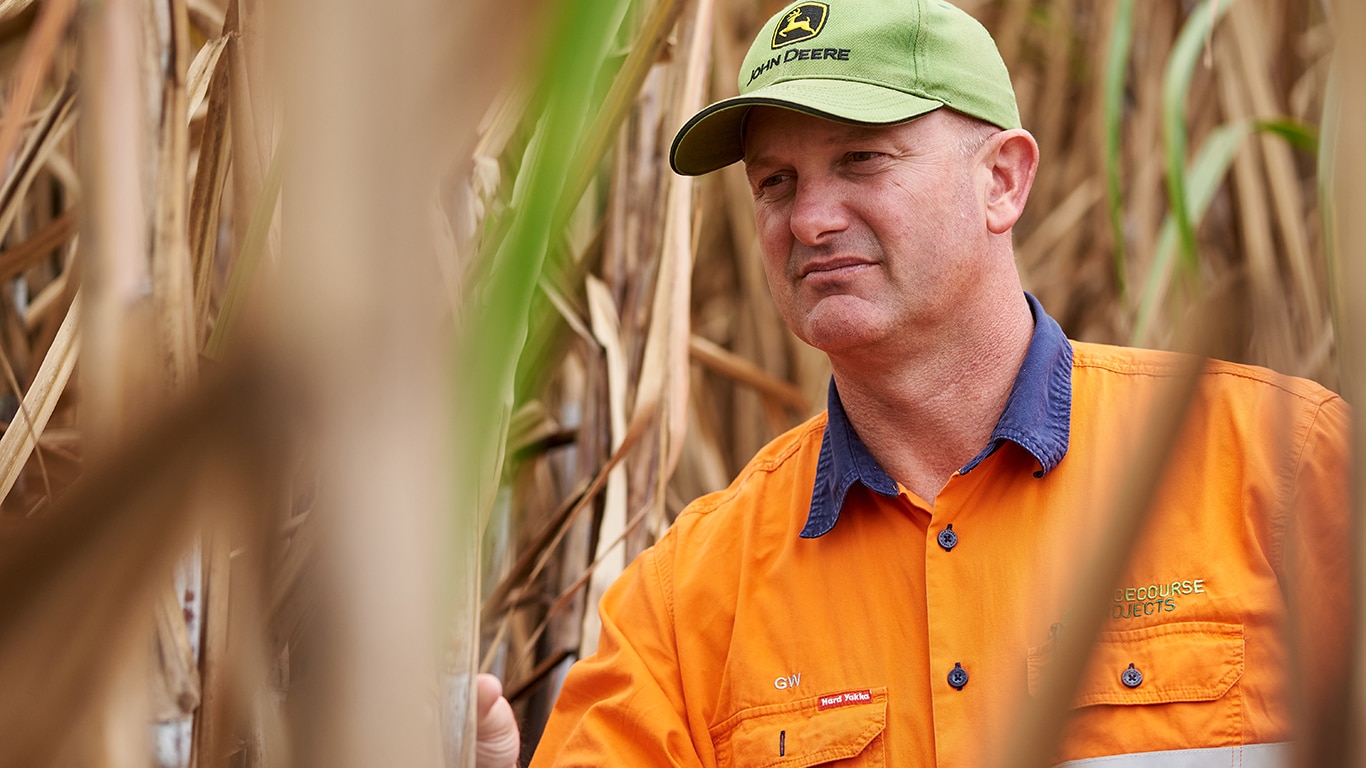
xmin=712 ymin=688 xmax=887 ymax=768
xmin=1026 ymin=622 xmax=1244 ymax=708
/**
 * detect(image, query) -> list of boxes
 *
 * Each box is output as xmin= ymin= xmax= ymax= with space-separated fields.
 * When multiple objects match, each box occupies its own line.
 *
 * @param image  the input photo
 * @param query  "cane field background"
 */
xmin=0 ymin=0 xmax=1363 ymax=765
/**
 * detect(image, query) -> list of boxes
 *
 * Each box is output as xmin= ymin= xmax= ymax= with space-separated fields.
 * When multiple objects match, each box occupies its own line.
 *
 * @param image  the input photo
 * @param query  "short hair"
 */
xmin=944 ymin=109 xmax=1002 ymax=157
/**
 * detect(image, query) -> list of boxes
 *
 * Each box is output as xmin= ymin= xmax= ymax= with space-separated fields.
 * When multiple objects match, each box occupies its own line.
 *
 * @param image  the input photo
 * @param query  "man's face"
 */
xmin=742 ymin=107 xmax=994 ymax=358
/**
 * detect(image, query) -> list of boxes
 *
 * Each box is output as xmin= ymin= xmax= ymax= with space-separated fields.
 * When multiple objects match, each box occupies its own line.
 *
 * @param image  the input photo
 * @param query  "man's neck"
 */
xmin=829 ymin=294 xmax=1035 ymax=505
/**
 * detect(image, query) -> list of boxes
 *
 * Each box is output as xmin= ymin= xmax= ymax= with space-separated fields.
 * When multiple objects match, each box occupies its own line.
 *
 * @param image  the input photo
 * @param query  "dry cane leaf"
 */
xmin=1227 ymin=4 xmax=1319 ymax=327
xmin=0 ymin=293 xmax=78 ymax=503
xmin=189 ymin=14 xmax=234 ymax=343
xmin=580 ymin=274 xmax=630 ymax=658
xmin=186 ymin=34 xmax=229 ymax=121
xmin=152 ymin=581 xmax=201 ymax=721
xmin=0 ymin=209 xmax=76 ymax=283
xmin=688 ymin=334 xmax=808 ymax=412
xmin=152 ymin=0 xmax=199 ymax=393
xmin=0 ymin=0 xmax=37 ymax=24
xmin=630 ymin=0 xmax=713 ymax=481
xmin=0 ymin=79 xmax=76 ymax=248
xmin=0 ymin=0 xmax=75 ymax=178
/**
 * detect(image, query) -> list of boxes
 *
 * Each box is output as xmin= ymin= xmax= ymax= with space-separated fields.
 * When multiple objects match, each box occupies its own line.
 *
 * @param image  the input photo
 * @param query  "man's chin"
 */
xmin=797 ymin=306 xmax=891 ymax=356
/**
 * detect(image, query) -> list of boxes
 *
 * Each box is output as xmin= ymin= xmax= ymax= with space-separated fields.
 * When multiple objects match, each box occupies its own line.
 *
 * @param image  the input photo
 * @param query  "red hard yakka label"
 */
xmin=817 ymin=689 xmax=872 ymax=711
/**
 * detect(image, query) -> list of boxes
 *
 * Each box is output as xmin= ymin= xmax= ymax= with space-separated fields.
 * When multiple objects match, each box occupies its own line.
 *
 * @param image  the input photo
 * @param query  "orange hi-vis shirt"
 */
xmin=530 ymin=296 xmax=1351 ymax=767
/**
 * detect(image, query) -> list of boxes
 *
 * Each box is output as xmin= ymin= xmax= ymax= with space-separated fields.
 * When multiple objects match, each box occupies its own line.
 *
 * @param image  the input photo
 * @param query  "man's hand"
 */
xmin=475 ymin=673 xmax=521 ymax=768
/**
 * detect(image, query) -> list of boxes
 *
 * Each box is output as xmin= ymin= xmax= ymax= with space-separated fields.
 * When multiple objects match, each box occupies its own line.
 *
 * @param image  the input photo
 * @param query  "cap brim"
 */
xmin=669 ymin=79 xmax=946 ymax=176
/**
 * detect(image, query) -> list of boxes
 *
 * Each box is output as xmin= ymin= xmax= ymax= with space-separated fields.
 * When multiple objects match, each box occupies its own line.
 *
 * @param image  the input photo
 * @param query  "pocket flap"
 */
xmin=712 ymin=687 xmax=887 ymax=768
xmin=1027 ymin=622 xmax=1244 ymax=707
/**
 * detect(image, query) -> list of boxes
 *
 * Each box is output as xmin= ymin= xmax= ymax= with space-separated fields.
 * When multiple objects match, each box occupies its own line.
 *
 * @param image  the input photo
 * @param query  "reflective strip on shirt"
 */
xmin=1057 ymin=742 xmax=1290 ymax=767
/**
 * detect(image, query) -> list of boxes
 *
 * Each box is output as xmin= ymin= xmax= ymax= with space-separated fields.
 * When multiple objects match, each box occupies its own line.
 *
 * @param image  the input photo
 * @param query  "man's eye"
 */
xmin=758 ymin=173 xmax=790 ymax=189
xmin=847 ymin=151 xmax=882 ymax=163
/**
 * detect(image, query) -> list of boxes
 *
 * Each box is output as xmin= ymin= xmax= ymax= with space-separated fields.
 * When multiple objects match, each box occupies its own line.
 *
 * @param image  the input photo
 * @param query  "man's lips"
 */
xmin=798 ymin=257 xmax=877 ymax=278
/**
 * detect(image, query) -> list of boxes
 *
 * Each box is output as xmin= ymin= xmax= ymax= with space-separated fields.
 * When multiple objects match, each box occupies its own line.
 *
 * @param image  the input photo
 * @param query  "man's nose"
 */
xmin=788 ymin=178 xmax=849 ymax=246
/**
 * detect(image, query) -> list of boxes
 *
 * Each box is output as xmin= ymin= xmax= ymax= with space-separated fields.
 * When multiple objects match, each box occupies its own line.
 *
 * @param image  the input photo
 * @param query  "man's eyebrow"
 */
xmin=743 ymin=122 xmax=902 ymax=172
xmin=742 ymin=149 xmax=786 ymax=178
xmin=748 ymin=124 xmax=898 ymax=160
xmin=742 ymin=153 xmax=775 ymax=172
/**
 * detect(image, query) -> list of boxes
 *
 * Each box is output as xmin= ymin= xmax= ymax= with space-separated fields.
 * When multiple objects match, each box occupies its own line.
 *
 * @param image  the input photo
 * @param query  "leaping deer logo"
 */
xmin=771 ymin=2 xmax=827 ymax=48
xmin=779 ymin=9 xmax=816 ymax=38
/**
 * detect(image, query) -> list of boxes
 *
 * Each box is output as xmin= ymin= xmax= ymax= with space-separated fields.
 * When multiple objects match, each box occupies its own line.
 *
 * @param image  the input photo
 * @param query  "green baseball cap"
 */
xmin=669 ymin=0 xmax=1020 ymax=176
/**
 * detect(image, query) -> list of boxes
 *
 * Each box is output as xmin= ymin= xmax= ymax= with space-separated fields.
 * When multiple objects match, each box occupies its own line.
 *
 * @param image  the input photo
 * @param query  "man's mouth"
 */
xmin=798 ymin=257 xmax=875 ymax=278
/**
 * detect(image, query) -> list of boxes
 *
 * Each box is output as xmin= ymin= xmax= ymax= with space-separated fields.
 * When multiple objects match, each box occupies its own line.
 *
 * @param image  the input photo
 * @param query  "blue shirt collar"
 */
xmin=800 ymin=292 xmax=1073 ymax=538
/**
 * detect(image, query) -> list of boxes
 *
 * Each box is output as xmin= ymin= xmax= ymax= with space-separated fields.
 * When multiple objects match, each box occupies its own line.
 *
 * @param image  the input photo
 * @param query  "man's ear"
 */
xmin=982 ymin=128 xmax=1039 ymax=235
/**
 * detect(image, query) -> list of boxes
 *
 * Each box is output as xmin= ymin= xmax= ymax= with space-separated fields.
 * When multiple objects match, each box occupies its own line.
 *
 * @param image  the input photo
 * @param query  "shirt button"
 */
xmin=1121 ymin=663 xmax=1143 ymax=688
xmin=937 ymin=524 xmax=958 ymax=551
xmin=947 ymin=662 xmax=968 ymax=690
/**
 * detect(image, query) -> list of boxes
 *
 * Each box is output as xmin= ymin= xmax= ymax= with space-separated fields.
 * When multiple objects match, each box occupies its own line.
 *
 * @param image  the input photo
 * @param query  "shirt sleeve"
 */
xmin=529 ymin=533 xmax=708 ymax=767
xmin=1279 ymin=394 xmax=1353 ymax=761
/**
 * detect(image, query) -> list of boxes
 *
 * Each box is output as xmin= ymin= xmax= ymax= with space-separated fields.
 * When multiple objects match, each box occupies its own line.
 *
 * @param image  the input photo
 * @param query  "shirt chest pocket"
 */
xmin=710 ymin=688 xmax=887 ymax=768
xmin=1027 ymin=621 xmax=1245 ymax=759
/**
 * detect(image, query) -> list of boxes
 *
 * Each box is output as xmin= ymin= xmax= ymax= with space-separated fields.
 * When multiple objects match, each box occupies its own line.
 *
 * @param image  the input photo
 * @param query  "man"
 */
xmin=483 ymin=0 xmax=1352 ymax=765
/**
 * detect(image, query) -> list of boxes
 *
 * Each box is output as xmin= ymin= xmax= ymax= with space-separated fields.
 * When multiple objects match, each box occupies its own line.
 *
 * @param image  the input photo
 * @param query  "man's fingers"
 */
xmin=476 ymin=672 xmax=504 ymax=719
xmin=475 ymin=673 xmax=520 ymax=768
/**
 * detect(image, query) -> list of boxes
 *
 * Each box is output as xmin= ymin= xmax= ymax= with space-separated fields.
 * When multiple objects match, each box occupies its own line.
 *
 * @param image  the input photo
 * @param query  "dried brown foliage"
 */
xmin=0 ymin=0 xmax=1360 ymax=765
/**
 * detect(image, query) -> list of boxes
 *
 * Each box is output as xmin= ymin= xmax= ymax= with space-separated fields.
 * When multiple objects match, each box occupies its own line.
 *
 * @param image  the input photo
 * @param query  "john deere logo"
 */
xmin=772 ymin=3 xmax=828 ymax=48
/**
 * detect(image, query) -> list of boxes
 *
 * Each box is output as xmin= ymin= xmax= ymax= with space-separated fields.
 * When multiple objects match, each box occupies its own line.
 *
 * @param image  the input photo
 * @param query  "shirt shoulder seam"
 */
xmin=1269 ymin=392 xmax=1348 ymax=574
xmin=1071 ymin=341 xmax=1338 ymax=407
xmin=674 ymin=413 xmax=828 ymax=523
